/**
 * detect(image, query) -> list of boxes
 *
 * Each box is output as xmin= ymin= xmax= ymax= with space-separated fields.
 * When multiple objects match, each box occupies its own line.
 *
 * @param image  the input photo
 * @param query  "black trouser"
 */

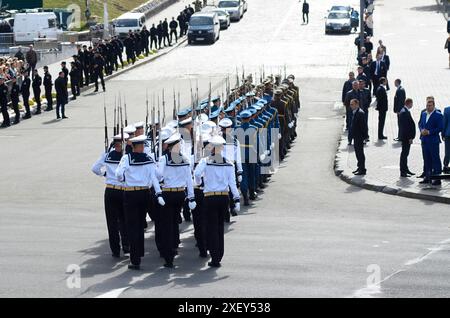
xmin=396 ymin=113 xmax=401 ymax=139
xmin=45 ymin=86 xmax=53 ymax=110
xmin=400 ymin=141 xmax=411 ymax=174
xmin=23 ymin=93 xmax=31 ymax=116
xmin=0 ymin=101 xmax=10 ymax=126
xmin=71 ymin=79 xmax=80 ymax=97
xmin=126 ymin=50 xmax=135 ymax=64
xmin=170 ymin=30 xmax=177 ymax=44
xmin=150 ymin=37 xmax=158 ymax=50
xmin=116 ymin=52 xmax=124 ymax=67
xmin=28 ymin=63 xmax=36 ymax=76
xmin=192 ymin=188 xmax=207 ymax=255
xmin=354 ymin=138 xmax=366 ymax=172
xmin=164 ymin=33 xmax=170 ymax=46
xmin=83 ymin=68 xmax=90 ymax=85
xmin=378 ymin=110 xmax=386 ymax=138
xmin=158 ymin=36 xmax=163 ymax=49
xmin=11 ymin=98 xmax=20 ymax=122
xmin=33 ymin=88 xmax=41 ymax=111
xmin=56 ymin=98 xmax=66 ymax=118
xmin=104 ymin=188 xmax=129 ymax=255
xmin=159 ymin=191 xmax=185 ymax=264
xmin=143 ymin=42 xmax=150 ymax=55
xmin=303 ymin=12 xmax=309 ymax=23
xmin=372 ymin=77 xmax=380 ymax=95
xmin=123 ymin=189 xmax=148 ymax=266
xmin=204 ymin=195 xmax=229 ymax=264
xmin=93 ymin=71 xmax=105 ymax=91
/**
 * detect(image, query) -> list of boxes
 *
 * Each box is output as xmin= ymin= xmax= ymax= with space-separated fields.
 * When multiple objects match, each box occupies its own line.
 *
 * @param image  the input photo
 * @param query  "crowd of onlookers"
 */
xmin=0 ymin=5 xmax=198 ymax=129
xmin=343 ymin=36 xmax=450 ymax=186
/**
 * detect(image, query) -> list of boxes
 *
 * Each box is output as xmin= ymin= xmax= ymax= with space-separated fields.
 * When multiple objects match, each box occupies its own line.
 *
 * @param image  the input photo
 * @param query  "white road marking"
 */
xmin=96 ymin=287 xmax=130 ymax=298
xmin=271 ymin=0 xmax=298 ymax=41
xmin=352 ymin=238 xmax=450 ymax=298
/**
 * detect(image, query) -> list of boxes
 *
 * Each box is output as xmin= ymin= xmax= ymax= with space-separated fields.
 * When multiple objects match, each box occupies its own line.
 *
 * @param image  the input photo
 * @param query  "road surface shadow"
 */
xmin=410 ymin=4 xmax=444 ymax=12
xmin=42 ymin=119 xmax=62 ymax=125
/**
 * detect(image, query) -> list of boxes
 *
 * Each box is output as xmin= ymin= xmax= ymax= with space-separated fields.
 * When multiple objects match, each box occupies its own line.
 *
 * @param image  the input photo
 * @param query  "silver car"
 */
xmin=201 ymin=7 xmax=231 ymax=30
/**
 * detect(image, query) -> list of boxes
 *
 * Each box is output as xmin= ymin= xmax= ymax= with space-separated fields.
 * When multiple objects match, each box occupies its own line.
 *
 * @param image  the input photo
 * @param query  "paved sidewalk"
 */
xmin=335 ymin=0 xmax=450 ymax=203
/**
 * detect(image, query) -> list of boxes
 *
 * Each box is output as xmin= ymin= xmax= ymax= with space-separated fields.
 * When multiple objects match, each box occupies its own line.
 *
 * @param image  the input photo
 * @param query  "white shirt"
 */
xmin=426 ymin=110 xmax=435 ymax=123
xmin=157 ymin=153 xmax=194 ymax=199
xmin=91 ymin=151 xmax=123 ymax=186
xmin=194 ymin=156 xmax=240 ymax=201
xmin=115 ymin=153 xmax=162 ymax=192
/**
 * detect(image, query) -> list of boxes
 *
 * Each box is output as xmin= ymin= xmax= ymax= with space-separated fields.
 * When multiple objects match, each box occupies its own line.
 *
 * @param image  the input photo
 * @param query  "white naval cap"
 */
xmin=130 ymin=135 xmax=147 ymax=144
xmin=204 ymin=120 xmax=217 ymax=129
xmin=124 ymin=125 xmax=137 ymax=135
xmin=218 ymin=118 xmax=233 ymax=128
xmin=166 ymin=120 xmax=179 ymax=129
xmin=179 ymin=117 xmax=193 ymax=127
xmin=134 ymin=121 xmax=145 ymax=129
xmin=164 ymin=132 xmax=181 ymax=145
xmin=113 ymin=133 xmax=129 ymax=142
xmin=159 ymin=127 xmax=174 ymax=142
xmin=208 ymin=135 xmax=226 ymax=146
xmin=195 ymin=113 xmax=209 ymax=125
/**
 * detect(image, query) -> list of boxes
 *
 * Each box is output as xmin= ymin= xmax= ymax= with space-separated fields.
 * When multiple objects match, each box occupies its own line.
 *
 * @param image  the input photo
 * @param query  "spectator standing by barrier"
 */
xmin=55 ymin=71 xmax=68 ymax=120
xmin=26 ymin=45 xmax=38 ymax=77
xmin=0 ymin=76 xmax=10 ymax=128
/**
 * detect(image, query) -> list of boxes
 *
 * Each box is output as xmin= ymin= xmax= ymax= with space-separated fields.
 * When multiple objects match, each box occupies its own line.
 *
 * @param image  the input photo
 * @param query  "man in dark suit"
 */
xmin=55 ymin=71 xmax=68 ymax=119
xmin=344 ymin=81 xmax=361 ymax=145
xmin=358 ymin=80 xmax=371 ymax=140
xmin=302 ymin=1 xmax=309 ymax=24
xmin=350 ymin=99 xmax=368 ymax=175
xmin=398 ymin=98 xmax=416 ymax=177
xmin=342 ymin=72 xmax=355 ymax=107
xmin=370 ymin=53 xmax=387 ymax=95
xmin=393 ymin=79 xmax=406 ymax=141
xmin=375 ymin=77 xmax=388 ymax=140
xmin=418 ymin=97 xmax=444 ymax=185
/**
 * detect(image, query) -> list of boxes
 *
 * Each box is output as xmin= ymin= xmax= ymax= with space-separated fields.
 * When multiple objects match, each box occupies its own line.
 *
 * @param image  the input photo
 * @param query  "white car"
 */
xmin=325 ymin=11 xmax=352 ymax=34
xmin=217 ymin=0 xmax=244 ymax=22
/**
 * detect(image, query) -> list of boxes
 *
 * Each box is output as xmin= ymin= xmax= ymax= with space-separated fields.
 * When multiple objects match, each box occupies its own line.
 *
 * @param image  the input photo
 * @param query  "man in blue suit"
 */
xmin=443 ymin=105 xmax=450 ymax=173
xmin=418 ymin=97 xmax=444 ymax=185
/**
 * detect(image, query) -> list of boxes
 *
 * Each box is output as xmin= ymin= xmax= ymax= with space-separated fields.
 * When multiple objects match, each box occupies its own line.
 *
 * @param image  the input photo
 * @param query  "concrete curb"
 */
xmin=334 ymin=130 xmax=450 ymax=205
xmin=2 ymin=38 xmax=187 ymax=123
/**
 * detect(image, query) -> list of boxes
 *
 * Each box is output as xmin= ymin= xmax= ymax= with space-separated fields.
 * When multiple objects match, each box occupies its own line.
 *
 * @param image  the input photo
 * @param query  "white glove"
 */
xmin=188 ymin=200 xmax=197 ymax=210
xmin=157 ymin=196 xmax=166 ymax=206
xmin=264 ymin=150 xmax=270 ymax=156
xmin=278 ymin=133 xmax=282 ymax=140
xmin=234 ymin=203 xmax=240 ymax=213
xmin=237 ymin=175 xmax=243 ymax=183
xmin=270 ymin=142 xmax=275 ymax=150
xmin=259 ymin=154 xmax=266 ymax=161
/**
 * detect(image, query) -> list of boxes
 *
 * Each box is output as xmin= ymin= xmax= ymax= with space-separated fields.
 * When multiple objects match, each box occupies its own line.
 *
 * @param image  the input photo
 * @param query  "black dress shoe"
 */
xmin=431 ymin=180 xmax=442 ymax=186
xmin=443 ymin=167 xmax=450 ymax=174
xmin=419 ymin=179 xmax=431 ymax=184
xmin=208 ymin=262 xmax=221 ymax=268
xmin=35 ymin=110 xmax=41 ymax=115
xmin=45 ymin=107 xmax=53 ymax=112
xmin=62 ymin=116 xmax=68 ymax=119
xmin=163 ymin=262 xmax=174 ymax=268
xmin=23 ymin=114 xmax=31 ymax=120
xmin=244 ymin=199 xmax=250 ymax=206
xmin=400 ymin=173 xmax=409 ymax=178
xmin=231 ymin=211 xmax=237 ymax=216
xmin=0 ymin=123 xmax=10 ymax=128
xmin=354 ymin=170 xmax=366 ymax=176
xmin=128 ymin=264 xmax=140 ymax=270
xmin=378 ymin=136 xmax=388 ymax=140
xmin=352 ymin=169 xmax=359 ymax=174
xmin=407 ymin=171 xmax=416 ymax=176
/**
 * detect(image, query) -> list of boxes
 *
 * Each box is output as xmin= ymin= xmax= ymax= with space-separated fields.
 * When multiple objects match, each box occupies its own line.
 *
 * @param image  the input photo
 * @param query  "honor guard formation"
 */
xmin=92 ymin=72 xmax=300 ymax=270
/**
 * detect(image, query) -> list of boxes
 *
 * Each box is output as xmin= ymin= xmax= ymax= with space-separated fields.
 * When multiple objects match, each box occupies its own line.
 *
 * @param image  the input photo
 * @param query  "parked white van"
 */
xmin=14 ymin=12 xmax=63 ymax=43
xmin=113 ymin=12 xmax=146 ymax=38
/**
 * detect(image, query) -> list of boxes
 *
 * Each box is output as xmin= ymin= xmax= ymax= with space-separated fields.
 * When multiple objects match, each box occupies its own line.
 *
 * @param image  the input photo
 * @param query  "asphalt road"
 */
xmin=0 ymin=0 xmax=449 ymax=298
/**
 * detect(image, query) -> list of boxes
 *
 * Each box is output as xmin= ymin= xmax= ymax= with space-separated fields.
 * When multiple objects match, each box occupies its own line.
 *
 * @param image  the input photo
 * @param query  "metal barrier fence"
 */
xmin=133 ymin=0 xmax=178 ymax=19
